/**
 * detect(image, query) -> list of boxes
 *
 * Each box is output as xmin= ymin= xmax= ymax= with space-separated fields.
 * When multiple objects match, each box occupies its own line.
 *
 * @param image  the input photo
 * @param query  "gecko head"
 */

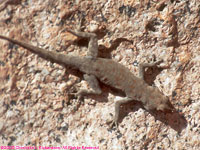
xmin=154 ymin=88 xmax=174 ymax=112
xmin=144 ymin=87 xmax=174 ymax=112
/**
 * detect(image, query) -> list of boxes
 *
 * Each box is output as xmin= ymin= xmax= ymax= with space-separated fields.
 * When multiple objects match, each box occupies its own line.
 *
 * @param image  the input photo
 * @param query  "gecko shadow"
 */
xmin=117 ymin=100 xmax=187 ymax=133
xmin=149 ymin=107 xmax=187 ymax=133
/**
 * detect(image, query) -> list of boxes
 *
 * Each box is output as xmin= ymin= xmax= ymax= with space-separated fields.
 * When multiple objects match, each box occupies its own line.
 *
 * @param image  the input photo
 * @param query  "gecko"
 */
xmin=0 ymin=27 xmax=173 ymax=127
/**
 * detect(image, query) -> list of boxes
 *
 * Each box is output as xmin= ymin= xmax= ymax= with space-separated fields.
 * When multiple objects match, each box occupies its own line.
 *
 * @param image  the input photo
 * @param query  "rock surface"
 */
xmin=0 ymin=0 xmax=199 ymax=149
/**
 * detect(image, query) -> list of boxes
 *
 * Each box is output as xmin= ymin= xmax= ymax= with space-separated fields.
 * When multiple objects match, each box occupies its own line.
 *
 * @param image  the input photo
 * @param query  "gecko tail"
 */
xmin=0 ymin=35 xmax=63 ymax=63
xmin=0 ymin=35 xmax=82 ymax=68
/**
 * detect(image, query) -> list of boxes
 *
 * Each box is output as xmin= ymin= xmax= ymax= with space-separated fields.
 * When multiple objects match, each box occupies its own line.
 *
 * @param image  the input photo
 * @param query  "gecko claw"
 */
xmin=155 ymin=59 xmax=164 ymax=65
xmin=107 ymin=119 xmax=118 ymax=129
xmin=111 ymin=121 xmax=118 ymax=128
xmin=68 ymin=91 xmax=84 ymax=104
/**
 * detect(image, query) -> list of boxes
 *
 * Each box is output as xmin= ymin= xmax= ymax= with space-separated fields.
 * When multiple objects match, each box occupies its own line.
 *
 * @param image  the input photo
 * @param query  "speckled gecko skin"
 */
xmin=0 ymin=29 xmax=173 ymax=127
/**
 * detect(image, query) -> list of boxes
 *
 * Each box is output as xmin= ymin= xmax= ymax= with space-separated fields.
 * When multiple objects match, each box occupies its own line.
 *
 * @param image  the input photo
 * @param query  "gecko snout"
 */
xmin=157 ymin=97 xmax=174 ymax=113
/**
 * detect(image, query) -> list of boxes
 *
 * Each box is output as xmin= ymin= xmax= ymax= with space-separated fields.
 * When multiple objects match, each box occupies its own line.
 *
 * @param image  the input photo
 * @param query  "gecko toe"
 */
xmin=107 ymin=119 xmax=118 ymax=129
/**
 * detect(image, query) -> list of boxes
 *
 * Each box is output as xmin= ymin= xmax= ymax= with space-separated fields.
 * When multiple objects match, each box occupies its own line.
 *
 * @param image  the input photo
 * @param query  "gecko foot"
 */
xmin=110 ymin=120 xmax=118 ymax=128
xmin=70 ymin=92 xmax=84 ymax=102
xmin=68 ymin=88 xmax=85 ymax=104
xmin=155 ymin=59 xmax=164 ymax=66
xmin=106 ymin=119 xmax=118 ymax=129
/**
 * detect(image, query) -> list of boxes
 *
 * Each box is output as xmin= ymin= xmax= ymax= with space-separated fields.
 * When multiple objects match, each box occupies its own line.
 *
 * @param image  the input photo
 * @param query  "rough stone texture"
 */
xmin=0 ymin=0 xmax=199 ymax=149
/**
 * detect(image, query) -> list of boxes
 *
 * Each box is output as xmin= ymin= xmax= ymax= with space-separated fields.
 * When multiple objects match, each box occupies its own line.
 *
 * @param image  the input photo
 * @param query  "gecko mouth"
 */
xmin=163 ymin=103 xmax=175 ymax=113
xmin=164 ymin=107 xmax=174 ymax=113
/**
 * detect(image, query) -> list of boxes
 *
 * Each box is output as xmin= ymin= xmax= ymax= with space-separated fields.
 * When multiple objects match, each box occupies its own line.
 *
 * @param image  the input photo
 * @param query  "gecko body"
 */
xmin=0 ymin=29 xmax=173 ymax=127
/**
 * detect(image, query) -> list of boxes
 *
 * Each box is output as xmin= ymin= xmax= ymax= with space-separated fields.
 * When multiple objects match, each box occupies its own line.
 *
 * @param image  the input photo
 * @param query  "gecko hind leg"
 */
xmin=66 ymin=29 xmax=98 ymax=59
xmin=75 ymin=74 xmax=102 ymax=101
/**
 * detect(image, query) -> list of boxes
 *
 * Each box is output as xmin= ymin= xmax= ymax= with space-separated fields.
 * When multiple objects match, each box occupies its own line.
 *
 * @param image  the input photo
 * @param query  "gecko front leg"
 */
xmin=138 ymin=60 xmax=163 ymax=80
xmin=109 ymin=97 xmax=133 ymax=128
